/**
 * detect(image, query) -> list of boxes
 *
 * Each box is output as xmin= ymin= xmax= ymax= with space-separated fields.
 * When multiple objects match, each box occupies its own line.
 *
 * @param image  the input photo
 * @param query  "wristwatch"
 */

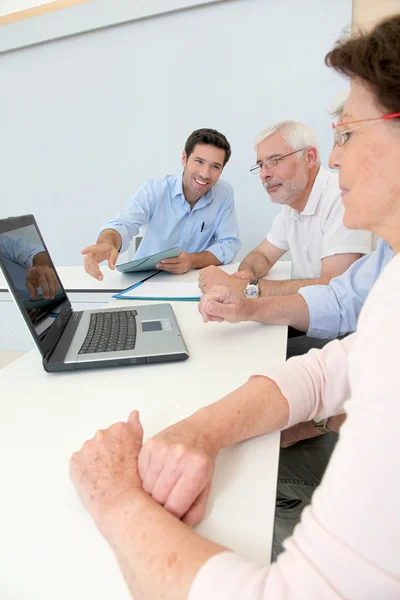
xmin=312 ymin=417 xmax=331 ymax=434
xmin=244 ymin=278 xmax=260 ymax=298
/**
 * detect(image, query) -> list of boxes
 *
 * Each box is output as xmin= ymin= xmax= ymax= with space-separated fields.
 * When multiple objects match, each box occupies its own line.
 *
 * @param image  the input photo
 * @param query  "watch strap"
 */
xmin=312 ymin=418 xmax=331 ymax=434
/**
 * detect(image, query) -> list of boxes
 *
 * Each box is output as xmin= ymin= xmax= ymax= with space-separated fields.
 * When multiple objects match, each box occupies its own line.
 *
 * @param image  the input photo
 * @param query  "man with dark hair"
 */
xmin=83 ymin=128 xmax=240 ymax=278
xmin=184 ymin=128 xmax=231 ymax=166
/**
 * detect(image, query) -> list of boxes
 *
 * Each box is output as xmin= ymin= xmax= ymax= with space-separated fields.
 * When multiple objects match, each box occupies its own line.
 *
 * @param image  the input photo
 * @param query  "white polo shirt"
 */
xmin=266 ymin=166 xmax=372 ymax=279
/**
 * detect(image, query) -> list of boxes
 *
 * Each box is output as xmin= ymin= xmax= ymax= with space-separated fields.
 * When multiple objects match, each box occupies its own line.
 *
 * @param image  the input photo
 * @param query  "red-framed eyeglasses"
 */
xmin=332 ymin=112 xmax=400 ymax=147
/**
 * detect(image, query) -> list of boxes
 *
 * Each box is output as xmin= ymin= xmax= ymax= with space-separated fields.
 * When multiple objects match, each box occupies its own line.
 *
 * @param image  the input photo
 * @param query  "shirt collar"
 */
xmin=300 ymin=166 xmax=333 ymax=216
xmin=171 ymin=175 xmax=184 ymax=198
xmin=172 ymin=174 xmax=215 ymax=209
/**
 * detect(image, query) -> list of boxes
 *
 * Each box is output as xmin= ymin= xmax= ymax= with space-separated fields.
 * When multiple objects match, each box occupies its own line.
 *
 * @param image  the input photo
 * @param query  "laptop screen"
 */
xmin=0 ymin=221 xmax=69 ymax=348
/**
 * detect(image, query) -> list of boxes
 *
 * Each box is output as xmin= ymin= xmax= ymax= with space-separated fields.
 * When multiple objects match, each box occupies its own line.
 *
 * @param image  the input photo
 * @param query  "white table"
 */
xmin=0 ymin=262 xmax=290 ymax=599
xmin=0 ymin=264 xmax=148 ymax=295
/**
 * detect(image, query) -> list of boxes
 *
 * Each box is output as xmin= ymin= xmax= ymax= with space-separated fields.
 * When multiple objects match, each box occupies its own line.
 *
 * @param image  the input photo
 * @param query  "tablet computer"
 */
xmin=116 ymin=247 xmax=180 ymax=273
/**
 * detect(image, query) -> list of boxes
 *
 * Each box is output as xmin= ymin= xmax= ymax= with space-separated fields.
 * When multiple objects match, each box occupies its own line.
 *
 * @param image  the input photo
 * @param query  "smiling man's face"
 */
xmin=181 ymin=143 xmax=225 ymax=204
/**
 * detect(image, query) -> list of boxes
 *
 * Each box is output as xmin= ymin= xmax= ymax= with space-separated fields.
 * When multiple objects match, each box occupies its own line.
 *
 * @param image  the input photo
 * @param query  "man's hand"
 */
xmin=198 ymin=265 xmax=247 ymax=294
xmin=232 ymin=269 xmax=255 ymax=281
xmin=81 ymin=243 xmax=119 ymax=281
xmin=138 ymin=416 xmax=219 ymax=527
xmin=280 ymin=421 xmax=324 ymax=448
xmin=25 ymin=265 xmax=59 ymax=299
xmin=156 ymin=252 xmax=193 ymax=274
xmin=280 ymin=414 xmax=346 ymax=448
xmin=198 ymin=285 xmax=254 ymax=323
xmin=70 ymin=410 xmax=144 ymax=529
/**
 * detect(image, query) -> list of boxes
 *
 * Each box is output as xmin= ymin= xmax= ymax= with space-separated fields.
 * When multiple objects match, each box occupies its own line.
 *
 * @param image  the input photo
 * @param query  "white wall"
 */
xmin=0 ymin=0 xmax=351 ymax=265
xmin=0 ymin=0 xmax=227 ymax=50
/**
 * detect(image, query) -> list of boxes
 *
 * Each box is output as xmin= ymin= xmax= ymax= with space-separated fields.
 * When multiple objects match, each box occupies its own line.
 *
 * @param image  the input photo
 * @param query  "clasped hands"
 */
xmin=70 ymin=411 xmax=219 ymax=533
xmin=197 ymin=265 xmax=258 ymax=323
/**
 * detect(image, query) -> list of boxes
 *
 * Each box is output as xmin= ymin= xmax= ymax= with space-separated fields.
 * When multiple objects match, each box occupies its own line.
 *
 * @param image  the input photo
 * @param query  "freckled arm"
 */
xmin=99 ymin=489 xmax=227 ymax=600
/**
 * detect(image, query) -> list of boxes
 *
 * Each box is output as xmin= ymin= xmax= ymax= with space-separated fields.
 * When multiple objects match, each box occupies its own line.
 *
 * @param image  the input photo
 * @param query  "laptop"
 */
xmin=0 ymin=214 xmax=189 ymax=372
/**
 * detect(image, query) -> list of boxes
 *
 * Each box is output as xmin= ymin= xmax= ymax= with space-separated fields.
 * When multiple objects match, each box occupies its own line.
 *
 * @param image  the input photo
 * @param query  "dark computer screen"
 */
xmin=0 ymin=223 xmax=68 ymax=346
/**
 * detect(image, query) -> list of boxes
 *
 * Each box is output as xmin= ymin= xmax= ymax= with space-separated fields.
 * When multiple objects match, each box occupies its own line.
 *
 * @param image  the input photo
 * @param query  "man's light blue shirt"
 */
xmin=299 ymin=239 xmax=394 ymax=340
xmin=0 ymin=234 xmax=43 ymax=268
xmin=99 ymin=175 xmax=241 ymax=264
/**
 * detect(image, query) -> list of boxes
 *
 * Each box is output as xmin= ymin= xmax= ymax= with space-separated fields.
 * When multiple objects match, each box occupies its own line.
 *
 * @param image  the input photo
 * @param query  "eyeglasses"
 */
xmin=249 ymin=148 xmax=306 ymax=174
xmin=332 ymin=112 xmax=400 ymax=147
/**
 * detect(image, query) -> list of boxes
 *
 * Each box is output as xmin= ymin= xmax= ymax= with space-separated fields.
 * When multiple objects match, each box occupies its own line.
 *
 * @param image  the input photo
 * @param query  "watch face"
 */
xmin=245 ymin=284 xmax=259 ymax=298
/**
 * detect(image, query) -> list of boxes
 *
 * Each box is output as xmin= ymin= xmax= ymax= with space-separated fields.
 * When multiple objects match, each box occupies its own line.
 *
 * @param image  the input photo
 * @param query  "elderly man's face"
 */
xmin=329 ymin=80 xmax=400 ymax=246
xmin=256 ymin=132 xmax=309 ymax=206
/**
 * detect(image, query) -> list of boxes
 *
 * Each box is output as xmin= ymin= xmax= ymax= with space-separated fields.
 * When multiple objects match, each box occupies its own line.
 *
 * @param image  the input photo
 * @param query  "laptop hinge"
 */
xmin=46 ymin=307 xmax=73 ymax=358
xmin=47 ymin=310 xmax=83 ymax=365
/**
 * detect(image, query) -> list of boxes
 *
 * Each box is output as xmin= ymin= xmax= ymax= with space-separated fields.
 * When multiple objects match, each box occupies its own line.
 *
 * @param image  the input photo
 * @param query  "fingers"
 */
xmin=25 ymin=280 xmax=37 ymax=298
xmin=138 ymin=435 xmax=213 ymax=520
xmin=156 ymin=263 xmax=176 ymax=272
xmin=38 ymin=268 xmax=58 ymax=299
xmin=47 ymin=271 xmax=59 ymax=298
xmin=154 ymin=253 xmax=191 ymax=274
xmin=201 ymin=299 xmax=229 ymax=321
xmin=198 ymin=300 xmax=224 ymax=323
xmin=207 ymin=285 xmax=235 ymax=302
xmin=138 ymin=438 xmax=167 ymax=495
xmin=84 ymin=254 xmax=103 ymax=280
xmin=40 ymin=277 xmax=50 ymax=299
xmin=156 ymin=263 xmax=184 ymax=274
xmin=198 ymin=265 xmax=219 ymax=289
xmin=182 ymin=483 xmax=212 ymax=527
xmin=233 ymin=270 xmax=252 ymax=280
xmin=36 ymin=268 xmax=50 ymax=299
xmin=141 ymin=458 xmax=165 ymax=496
xmin=137 ymin=442 xmax=151 ymax=481
xmin=163 ymin=458 xmax=209 ymax=518
xmin=159 ymin=257 xmax=181 ymax=265
xmin=81 ymin=245 xmax=97 ymax=255
xmin=149 ymin=461 xmax=181 ymax=506
xmin=198 ymin=265 xmax=216 ymax=278
xmin=206 ymin=315 xmax=225 ymax=323
xmin=127 ymin=410 xmax=144 ymax=444
xmin=198 ymin=296 xmax=213 ymax=322
xmin=199 ymin=278 xmax=213 ymax=293
xmin=107 ymin=249 xmax=118 ymax=271
xmin=198 ymin=267 xmax=234 ymax=293
xmin=198 ymin=287 xmax=240 ymax=323
xmin=82 ymin=244 xmax=118 ymax=279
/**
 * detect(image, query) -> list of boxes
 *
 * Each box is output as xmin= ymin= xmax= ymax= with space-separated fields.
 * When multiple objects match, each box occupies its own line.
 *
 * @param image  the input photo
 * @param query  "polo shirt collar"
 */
xmin=300 ymin=166 xmax=331 ymax=216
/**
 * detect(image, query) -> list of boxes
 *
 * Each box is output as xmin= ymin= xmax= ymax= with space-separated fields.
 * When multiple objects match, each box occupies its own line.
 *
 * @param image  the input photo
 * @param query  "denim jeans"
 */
xmin=272 ymin=431 xmax=339 ymax=560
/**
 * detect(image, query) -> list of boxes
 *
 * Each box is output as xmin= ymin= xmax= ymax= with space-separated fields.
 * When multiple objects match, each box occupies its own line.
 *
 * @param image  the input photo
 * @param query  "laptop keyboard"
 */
xmin=79 ymin=310 xmax=137 ymax=354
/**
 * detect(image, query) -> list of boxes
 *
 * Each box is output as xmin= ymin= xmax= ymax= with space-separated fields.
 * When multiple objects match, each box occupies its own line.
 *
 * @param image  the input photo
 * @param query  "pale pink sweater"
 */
xmin=189 ymin=254 xmax=400 ymax=599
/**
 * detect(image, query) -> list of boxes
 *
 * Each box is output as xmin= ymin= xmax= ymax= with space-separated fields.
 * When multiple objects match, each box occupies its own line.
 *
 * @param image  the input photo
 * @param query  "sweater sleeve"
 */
xmin=256 ymin=334 xmax=354 ymax=428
